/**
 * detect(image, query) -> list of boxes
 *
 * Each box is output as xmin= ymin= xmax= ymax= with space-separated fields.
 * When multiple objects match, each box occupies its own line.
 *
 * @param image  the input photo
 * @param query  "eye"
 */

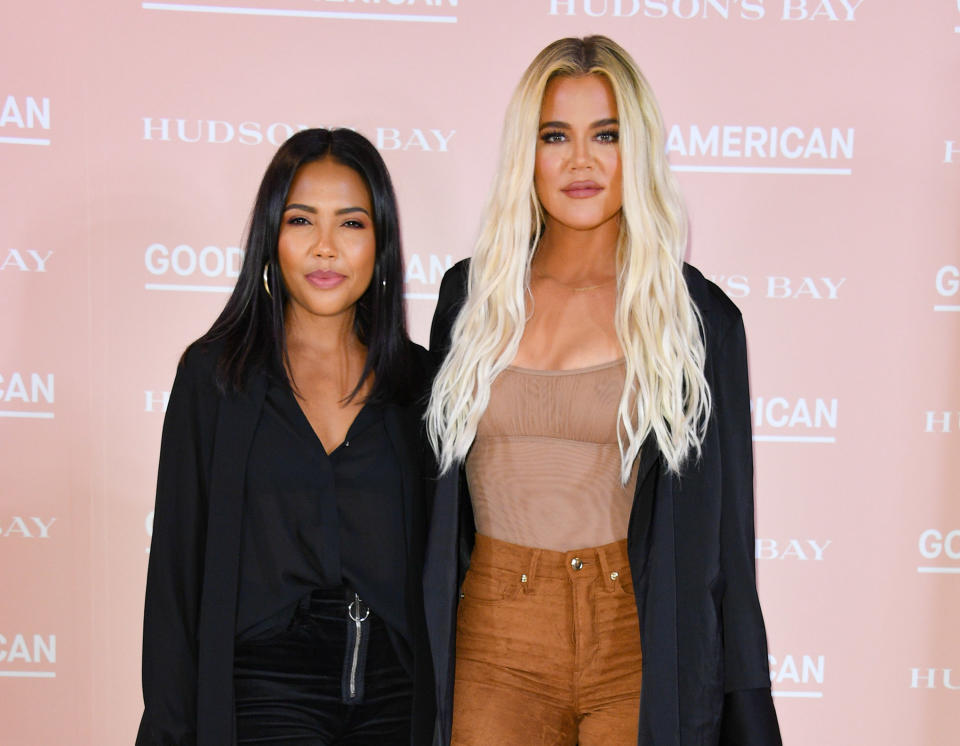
xmin=342 ymin=219 xmax=367 ymax=229
xmin=286 ymin=215 xmax=311 ymax=226
xmin=595 ymin=129 xmax=619 ymax=144
xmin=539 ymin=130 xmax=566 ymax=144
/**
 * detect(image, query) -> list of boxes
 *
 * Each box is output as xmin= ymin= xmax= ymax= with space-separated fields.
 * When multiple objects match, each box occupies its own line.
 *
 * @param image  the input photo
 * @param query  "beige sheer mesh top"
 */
xmin=465 ymin=358 xmax=640 ymax=552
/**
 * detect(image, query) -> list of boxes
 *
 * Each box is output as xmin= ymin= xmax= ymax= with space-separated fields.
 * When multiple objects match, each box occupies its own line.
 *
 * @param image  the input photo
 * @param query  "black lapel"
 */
xmin=197 ymin=371 xmax=267 ymax=746
xmin=423 ymin=468 xmax=461 ymax=740
xmin=383 ymin=404 xmax=417 ymax=561
xmin=628 ymin=431 xmax=681 ymax=745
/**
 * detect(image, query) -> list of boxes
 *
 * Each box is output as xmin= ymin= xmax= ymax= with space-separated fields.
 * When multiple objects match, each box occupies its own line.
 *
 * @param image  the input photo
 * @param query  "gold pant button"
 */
xmin=570 ymin=557 xmax=583 ymax=570
xmin=521 ymin=573 xmax=528 ymax=583
xmin=609 ymin=571 xmax=619 ymax=581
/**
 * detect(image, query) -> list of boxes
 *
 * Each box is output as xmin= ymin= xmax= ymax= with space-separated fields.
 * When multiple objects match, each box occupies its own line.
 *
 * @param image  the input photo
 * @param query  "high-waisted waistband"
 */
xmin=471 ymin=533 xmax=630 ymax=583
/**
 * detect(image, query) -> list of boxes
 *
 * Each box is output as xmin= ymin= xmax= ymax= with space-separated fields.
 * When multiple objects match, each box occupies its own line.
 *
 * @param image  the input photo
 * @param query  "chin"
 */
xmin=558 ymin=217 xmax=616 ymax=232
xmin=546 ymin=205 xmax=617 ymax=230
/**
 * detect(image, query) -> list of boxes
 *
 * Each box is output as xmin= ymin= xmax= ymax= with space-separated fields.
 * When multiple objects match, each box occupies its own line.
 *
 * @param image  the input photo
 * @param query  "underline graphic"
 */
xmin=772 ymin=691 xmax=823 ymax=698
xmin=917 ymin=567 xmax=960 ymax=574
xmin=404 ymin=292 xmax=439 ymax=300
xmin=145 ymin=283 xmax=233 ymax=293
xmin=933 ymin=305 xmax=960 ymax=312
xmin=0 ymin=136 xmax=51 ymax=146
xmin=141 ymin=3 xmax=457 ymax=22
xmin=671 ymin=165 xmax=851 ymax=175
xmin=0 ymin=671 xmax=56 ymax=678
xmin=752 ymin=435 xmax=836 ymax=443
xmin=0 ymin=411 xmax=54 ymax=419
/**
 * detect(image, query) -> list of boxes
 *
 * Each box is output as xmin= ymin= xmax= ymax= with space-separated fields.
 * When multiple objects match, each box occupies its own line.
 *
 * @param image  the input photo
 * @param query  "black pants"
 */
xmin=234 ymin=589 xmax=413 ymax=745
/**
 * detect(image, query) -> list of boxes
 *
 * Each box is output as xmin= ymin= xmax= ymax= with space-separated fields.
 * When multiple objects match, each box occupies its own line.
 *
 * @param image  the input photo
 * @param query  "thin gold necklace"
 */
xmin=532 ymin=272 xmax=616 ymax=292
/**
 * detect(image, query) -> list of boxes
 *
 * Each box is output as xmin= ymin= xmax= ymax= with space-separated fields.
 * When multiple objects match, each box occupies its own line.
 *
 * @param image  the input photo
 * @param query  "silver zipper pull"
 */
xmin=347 ymin=593 xmax=369 ymax=699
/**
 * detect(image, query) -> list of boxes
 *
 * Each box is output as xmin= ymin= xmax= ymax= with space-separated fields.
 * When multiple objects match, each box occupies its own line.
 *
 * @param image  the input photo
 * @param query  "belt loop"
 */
xmin=523 ymin=549 xmax=541 ymax=593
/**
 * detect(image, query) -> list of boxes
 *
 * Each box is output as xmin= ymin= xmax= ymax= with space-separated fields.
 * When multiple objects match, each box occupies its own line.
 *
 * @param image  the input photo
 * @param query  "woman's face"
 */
xmin=277 ymin=157 xmax=376 ymax=325
xmin=534 ymin=74 xmax=622 ymax=235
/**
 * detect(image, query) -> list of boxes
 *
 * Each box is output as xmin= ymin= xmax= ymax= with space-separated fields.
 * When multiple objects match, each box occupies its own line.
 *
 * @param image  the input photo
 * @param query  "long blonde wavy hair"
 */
xmin=426 ymin=36 xmax=711 ymax=480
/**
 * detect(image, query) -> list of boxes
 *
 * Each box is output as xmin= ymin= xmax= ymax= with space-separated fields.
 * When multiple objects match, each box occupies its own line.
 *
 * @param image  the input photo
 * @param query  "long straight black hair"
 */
xmin=193 ymin=127 xmax=413 ymax=404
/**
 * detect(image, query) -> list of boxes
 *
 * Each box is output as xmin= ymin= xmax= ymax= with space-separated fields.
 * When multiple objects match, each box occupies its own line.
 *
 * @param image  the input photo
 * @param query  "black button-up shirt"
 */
xmin=236 ymin=374 xmax=407 ymax=644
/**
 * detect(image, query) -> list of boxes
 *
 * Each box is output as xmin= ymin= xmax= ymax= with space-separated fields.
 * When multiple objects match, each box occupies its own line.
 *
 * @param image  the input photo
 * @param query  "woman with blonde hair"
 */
xmin=424 ymin=36 xmax=781 ymax=745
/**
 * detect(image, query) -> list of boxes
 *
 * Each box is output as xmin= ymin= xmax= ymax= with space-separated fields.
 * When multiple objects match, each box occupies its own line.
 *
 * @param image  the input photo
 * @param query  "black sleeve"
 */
xmin=136 ymin=353 xmax=215 ymax=746
xmin=714 ymin=316 xmax=782 ymax=745
xmin=429 ymin=259 xmax=470 ymax=359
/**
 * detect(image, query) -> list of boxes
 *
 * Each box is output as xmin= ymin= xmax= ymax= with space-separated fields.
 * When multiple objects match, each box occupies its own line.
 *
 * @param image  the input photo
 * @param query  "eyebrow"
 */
xmin=336 ymin=206 xmax=371 ymax=217
xmin=283 ymin=203 xmax=371 ymax=217
xmin=539 ymin=118 xmax=619 ymax=130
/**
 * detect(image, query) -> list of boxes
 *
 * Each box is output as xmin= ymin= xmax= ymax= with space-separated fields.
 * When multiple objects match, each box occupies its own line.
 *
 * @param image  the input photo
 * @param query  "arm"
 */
xmin=136 ymin=352 xmax=214 ymax=746
xmin=426 ymin=259 xmax=477 ymax=575
xmin=714 ymin=316 xmax=782 ymax=746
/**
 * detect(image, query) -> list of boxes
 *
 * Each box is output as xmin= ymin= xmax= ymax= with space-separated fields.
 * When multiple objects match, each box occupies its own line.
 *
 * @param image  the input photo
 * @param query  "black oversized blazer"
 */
xmin=136 ymin=339 xmax=436 ymax=746
xmin=423 ymin=260 xmax=782 ymax=746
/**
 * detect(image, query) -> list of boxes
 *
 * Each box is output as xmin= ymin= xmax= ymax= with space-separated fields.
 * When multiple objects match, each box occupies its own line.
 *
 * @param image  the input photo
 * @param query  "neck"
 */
xmin=284 ymin=305 xmax=363 ymax=363
xmin=284 ymin=307 xmax=368 ymax=400
xmin=533 ymin=214 xmax=620 ymax=284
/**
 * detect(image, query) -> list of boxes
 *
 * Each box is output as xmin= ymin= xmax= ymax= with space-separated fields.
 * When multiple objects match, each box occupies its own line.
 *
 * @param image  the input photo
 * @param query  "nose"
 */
xmin=312 ymin=227 xmax=336 ymax=258
xmin=571 ymin=136 xmax=592 ymax=170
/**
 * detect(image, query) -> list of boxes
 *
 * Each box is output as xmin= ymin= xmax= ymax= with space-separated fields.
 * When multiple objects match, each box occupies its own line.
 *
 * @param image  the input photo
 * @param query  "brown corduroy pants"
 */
xmin=451 ymin=534 xmax=643 ymax=745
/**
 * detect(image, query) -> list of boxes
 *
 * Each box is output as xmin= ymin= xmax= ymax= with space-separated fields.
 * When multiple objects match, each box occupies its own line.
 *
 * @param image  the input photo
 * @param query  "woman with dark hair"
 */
xmin=425 ymin=37 xmax=780 ymax=745
xmin=137 ymin=128 xmax=435 ymax=745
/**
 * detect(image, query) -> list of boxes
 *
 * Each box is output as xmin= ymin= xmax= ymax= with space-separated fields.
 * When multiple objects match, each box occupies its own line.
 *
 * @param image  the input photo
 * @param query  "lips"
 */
xmin=306 ymin=269 xmax=346 ymax=289
xmin=561 ymin=180 xmax=603 ymax=199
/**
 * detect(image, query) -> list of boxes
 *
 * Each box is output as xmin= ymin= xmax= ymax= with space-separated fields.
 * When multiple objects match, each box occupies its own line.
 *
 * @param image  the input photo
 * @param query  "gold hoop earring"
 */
xmin=262 ymin=265 xmax=272 ymax=298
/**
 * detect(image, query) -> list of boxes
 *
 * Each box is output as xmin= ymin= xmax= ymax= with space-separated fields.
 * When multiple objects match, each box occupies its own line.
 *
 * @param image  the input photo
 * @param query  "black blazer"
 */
xmin=423 ymin=259 xmax=782 ymax=746
xmin=136 ymin=339 xmax=436 ymax=746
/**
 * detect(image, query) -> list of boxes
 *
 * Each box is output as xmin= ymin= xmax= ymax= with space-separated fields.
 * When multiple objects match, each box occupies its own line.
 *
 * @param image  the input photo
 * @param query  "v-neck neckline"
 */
xmin=282 ymin=384 xmax=374 ymax=457
xmin=325 ymin=403 xmax=371 ymax=457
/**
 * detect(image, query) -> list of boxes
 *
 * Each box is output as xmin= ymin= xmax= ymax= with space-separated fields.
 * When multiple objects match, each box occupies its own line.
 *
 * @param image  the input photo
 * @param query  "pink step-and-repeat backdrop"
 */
xmin=2 ymin=1 xmax=958 ymax=744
